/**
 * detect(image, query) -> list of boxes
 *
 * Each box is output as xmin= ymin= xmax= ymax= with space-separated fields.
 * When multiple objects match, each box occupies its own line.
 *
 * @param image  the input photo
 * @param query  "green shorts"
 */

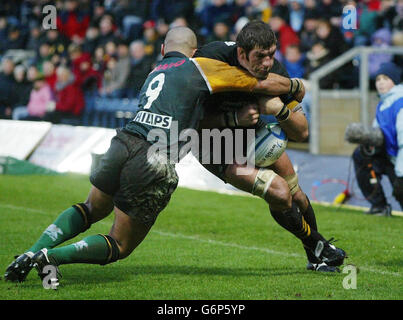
xmin=90 ymin=129 xmax=179 ymax=227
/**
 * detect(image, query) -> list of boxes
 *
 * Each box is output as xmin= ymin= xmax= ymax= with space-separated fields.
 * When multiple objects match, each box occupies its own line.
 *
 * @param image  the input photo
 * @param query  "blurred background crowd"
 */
xmin=0 ymin=0 xmax=402 ymax=125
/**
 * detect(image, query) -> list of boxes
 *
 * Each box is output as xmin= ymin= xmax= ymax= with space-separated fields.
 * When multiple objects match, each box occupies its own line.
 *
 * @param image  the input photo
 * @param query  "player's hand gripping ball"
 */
xmin=247 ymin=123 xmax=288 ymax=167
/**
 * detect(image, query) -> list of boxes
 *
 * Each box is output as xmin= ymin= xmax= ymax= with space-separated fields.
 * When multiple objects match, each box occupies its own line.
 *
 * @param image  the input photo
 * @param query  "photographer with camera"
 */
xmin=345 ymin=62 xmax=403 ymax=216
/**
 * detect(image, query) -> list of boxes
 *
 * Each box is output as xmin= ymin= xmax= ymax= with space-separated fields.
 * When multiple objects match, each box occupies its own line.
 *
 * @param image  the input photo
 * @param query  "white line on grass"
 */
xmin=1 ymin=202 xmax=400 ymax=277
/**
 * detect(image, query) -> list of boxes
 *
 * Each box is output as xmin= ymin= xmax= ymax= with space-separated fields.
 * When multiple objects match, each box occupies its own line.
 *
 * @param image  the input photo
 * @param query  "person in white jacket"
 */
xmin=352 ymin=62 xmax=403 ymax=216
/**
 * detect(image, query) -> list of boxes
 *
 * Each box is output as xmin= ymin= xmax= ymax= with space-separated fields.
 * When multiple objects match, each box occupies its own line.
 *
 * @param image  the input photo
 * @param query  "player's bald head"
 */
xmin=163 ymin=27 xmax=197 ymax=57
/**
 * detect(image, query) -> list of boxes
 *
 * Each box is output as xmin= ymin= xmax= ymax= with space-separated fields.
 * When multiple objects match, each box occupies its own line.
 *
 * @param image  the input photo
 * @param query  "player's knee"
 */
xmin=266 ymin=178 xmax=292 ymax=210
xmin=251 ymin=168 xmax=292 ymax=209
xmin=85 ymin=197 xmax=113 ymax=224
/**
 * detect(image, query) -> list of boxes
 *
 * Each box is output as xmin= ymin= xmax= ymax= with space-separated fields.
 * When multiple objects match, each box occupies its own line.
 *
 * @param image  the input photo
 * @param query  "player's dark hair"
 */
xmin=236 ymin=20 xmax=277 ymax=58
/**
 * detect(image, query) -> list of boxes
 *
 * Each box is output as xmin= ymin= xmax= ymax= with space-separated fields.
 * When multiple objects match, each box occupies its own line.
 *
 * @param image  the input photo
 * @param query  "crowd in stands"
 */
xmin=0 ymin=0 xmax=402 ymax=126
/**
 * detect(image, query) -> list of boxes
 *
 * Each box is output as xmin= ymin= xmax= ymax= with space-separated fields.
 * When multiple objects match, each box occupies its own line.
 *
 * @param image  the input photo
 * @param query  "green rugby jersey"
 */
xmin=123 ymin=51 xmax=260 ymax=161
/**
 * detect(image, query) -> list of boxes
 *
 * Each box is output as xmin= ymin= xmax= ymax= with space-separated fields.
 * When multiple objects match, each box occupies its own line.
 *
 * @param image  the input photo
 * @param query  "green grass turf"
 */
xmin=0 ymin=174 xmax=402 ymax=300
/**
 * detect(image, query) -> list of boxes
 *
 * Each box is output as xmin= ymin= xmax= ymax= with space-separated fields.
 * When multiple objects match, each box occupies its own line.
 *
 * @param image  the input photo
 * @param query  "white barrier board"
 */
xmin=0 ymin=120 xmax=52 ymax=160
xmin=29 ymin=125 xmax=116 ymax=174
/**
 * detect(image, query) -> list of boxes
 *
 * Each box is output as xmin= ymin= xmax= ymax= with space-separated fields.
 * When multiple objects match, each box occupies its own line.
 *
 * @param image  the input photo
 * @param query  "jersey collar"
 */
xmin=163 ymin=51 xmax=188 ymax=59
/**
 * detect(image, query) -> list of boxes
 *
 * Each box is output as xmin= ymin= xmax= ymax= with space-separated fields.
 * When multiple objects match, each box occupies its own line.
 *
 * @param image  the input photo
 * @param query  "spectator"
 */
xmin=57 ymin=0 xmax=90 ymax=44
xmin=93 ymin=45 xmax=107 ymax=74
xmin=299 ymin=10 xmax=319 ymax=53
xmin=25 ymin=23 xmax=42 ymax=52
xmin=0 ymin=15 xmax=9 ymax=52
xmin=206 ymin=19 xmax=231 ymax=43
xmin=245 ymin=0 xmax=272 ymax=23
xmin=43 ymin=60 xmax=57 ymax=93
xmin=230 ymin=0 xmax=249 ymax=25
xmin=315 ymin=18 xmax=356 ymax=88
xmin=91 ymin=0 xmax=107 ymax=27
xmin=305 ymin=41 xmax=333 ymax=88
xmin=142 ymin=20 xmax=160 ymax=59
xmin=104 ymin=40 xmax=118 ymax=59
xmin=351 ymin=0 xmax=379 ymax=47
xmin=44 ymin=65 xmax=85 ymax=123
xmin=12 ymin=74 xmax=54 ymax=121
xmin=26 ymin=64 xmax=39 ymax=83
xmin=392 ymin=0 xmax=403 ymax=32
xmin=34 ymin=41 xmax=53 ymax=74
xmin=11 ymin=64 xmax=32 ymax=110
xmin=269 ymin=10 xmax=300 ymax=55
xmin=126 ymin=40 xmax=154 ymax=99
xmin=44 ymin=29 xmax=69 ymax=58
xmin=369 ymin=28 xmax=393 ymax=81
xmin=351 ymin=62 xmax=403 ymax=215
xmin=289 ymin=0 xmax=305 ymax=33
xmin=199 ymin=0 xmax=233 ymax=37
xmin=76 ymin=56 xmax=102 ymax=93
xmin=2 ymin=25 xmax=26 ymax=52
xmin=151 ymin=0 xmax=195 ymax=25
xmin=100 ymin=40 xmax=130 ymax=98
xmin=97 ymin=14 xmax=118 ymax=47
xmin=316 ymin=0 xmax=342 ymax=21
xmin=153 ymin=18 xmax=170 ymax=60
xmin=115 ymin=0 xmax=150 ymax=41
xmin=315 ymin=19 xmax=348 ymax=58
xmin=376 ymin=0 xmax=398 ymax=30
xmin=268 ymin=0 xmax=288 ymax=23
xmin=0 ymin=57 xmax=16 ymax=119
xmin=68 ymin=43 xmax=92 ymax=76
xmin=283 ymin=44 xmax=305 ymax=79
xmin=82 ymin=24 xmax=101 ymax=54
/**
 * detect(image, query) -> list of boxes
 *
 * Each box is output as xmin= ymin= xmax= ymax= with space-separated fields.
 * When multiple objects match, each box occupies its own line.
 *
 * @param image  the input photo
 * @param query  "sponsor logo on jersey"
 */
xmin=133 ymin=110 xmax=172 ymax=129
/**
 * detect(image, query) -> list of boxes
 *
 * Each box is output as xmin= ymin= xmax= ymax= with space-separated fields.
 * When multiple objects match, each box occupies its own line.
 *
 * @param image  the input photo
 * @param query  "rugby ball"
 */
xmin=247 ymin=123 xmax=288 ymax=167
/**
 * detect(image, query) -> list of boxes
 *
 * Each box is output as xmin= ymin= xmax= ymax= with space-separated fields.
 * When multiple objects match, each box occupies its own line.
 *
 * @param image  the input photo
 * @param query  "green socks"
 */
xmin=27 ymin=206 xmax=88 ymax=254
xmin=47 ymin=234 xmax=113 ymax=266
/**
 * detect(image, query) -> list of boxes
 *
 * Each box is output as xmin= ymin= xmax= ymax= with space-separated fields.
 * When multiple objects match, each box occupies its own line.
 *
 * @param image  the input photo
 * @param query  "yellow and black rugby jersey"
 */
xmin=123 ymin=51 xmax=262 ymax=160
xmin=195 ymin=41 xmax=297 ymax=110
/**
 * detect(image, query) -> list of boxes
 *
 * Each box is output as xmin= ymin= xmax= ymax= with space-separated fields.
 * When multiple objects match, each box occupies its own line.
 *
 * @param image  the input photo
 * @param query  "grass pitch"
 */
xmin=0 ymin=174 xmax=402 ymax=300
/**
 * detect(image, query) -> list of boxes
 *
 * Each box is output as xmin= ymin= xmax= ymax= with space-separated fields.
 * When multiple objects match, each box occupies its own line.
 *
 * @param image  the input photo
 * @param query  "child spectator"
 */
xmin=283 ymin=44 xmax=306 ymax=79
xmin=12 ymin=74 xmax=54 ymax=121
xmin=369 ymin=28 xmax=393 ymax=81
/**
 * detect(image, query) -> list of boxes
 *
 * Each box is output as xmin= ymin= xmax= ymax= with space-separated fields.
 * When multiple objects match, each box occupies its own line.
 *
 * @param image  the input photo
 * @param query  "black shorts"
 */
xmin=90 ymin=130 xmax=179 ymax=227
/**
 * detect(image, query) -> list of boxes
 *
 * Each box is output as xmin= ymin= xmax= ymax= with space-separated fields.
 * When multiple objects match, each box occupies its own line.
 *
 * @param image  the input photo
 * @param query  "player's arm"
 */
xmin=198 ymin=104 xmax=259 ymax=129
xmin=193 ymin=57 xmax=303 ymax=97
xmin=258 ymin=96 xmax=308 ymax=142
xmin=258 ymin=73 xmax=305 ymax=102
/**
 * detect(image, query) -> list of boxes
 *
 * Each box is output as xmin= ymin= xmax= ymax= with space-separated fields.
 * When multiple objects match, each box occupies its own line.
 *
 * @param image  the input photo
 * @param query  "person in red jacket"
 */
xmin=56 ymin=0 xmax=90 ymax=44
xmin=269 ymin=11 xmax=300 ymax=56
xmin=44 ymin=65 xmax=85 ymax=124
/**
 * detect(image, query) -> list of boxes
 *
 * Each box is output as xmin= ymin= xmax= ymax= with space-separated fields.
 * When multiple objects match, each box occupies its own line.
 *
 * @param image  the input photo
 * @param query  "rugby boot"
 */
xmin=313 ymin=238 xmax=347 ymax=267
xmin=31 ymin=249 xmax=61 ymax=287
xmin=4 ymin=252 xmax=34 ymax=282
